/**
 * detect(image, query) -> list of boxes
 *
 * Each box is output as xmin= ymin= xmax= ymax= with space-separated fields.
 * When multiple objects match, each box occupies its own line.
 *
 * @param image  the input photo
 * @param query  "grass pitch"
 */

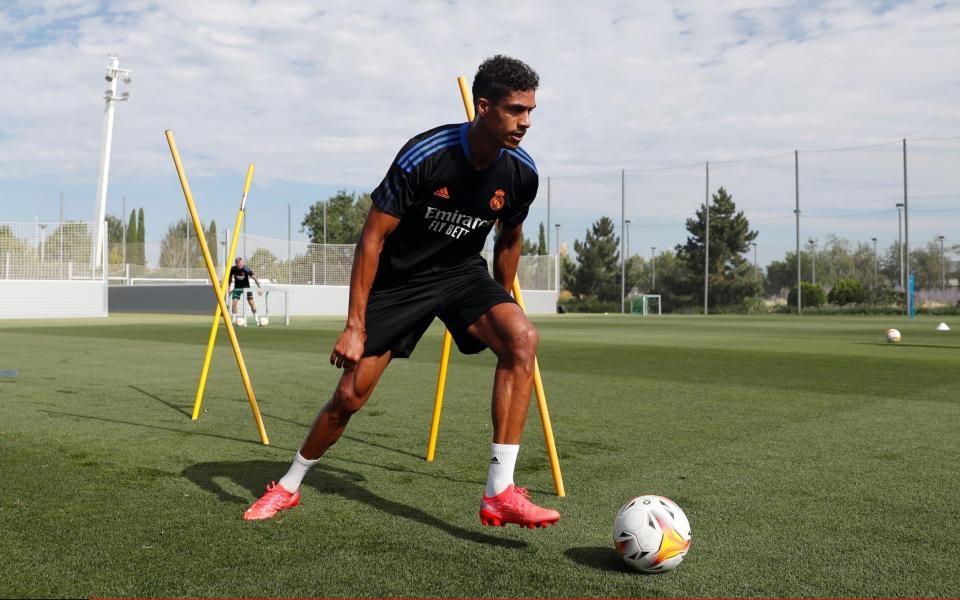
xmin=1 ymin=313 xmax=958 ymax=598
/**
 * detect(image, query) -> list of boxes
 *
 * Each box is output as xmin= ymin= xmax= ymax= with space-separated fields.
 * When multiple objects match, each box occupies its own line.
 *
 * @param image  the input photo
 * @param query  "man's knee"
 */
xmin=505 ymin=322 xmax=539 ymax=367
xmin=328 ymin=371 xmax=374 ymax=416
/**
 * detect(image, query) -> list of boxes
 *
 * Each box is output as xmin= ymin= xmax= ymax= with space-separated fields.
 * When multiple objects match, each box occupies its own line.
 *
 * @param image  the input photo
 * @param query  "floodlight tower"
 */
xmin=92 ymin=55 xmax=132 ymax=268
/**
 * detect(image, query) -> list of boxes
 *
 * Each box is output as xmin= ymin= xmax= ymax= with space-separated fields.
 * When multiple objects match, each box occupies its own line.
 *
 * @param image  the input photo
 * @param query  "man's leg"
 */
xmin=243 ymin=351 xmax=391 ymax=520
xmin=466 ymin=302 xmax=538 ymax=446
xmin=247 ymin=294 xmax=259 ymax=324
xmin=466 ymin=302 xmax=559 ymax=528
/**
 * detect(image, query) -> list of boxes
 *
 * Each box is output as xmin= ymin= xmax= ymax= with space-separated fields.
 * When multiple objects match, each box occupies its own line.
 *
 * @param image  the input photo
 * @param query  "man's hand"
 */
xmin=330 ymin=325 xmax=366 ymax=369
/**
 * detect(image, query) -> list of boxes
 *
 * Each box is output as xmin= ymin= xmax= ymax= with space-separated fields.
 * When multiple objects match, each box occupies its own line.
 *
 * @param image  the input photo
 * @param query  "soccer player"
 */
xmin=244 ymin=55 xmax=560 ymax=528
xmin=229 ymin=257 xmax=263 ymax=325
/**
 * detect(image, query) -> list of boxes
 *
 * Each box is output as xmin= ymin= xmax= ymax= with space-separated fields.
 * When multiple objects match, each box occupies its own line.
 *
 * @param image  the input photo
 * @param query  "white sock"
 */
xmin=278 ymin=451 xmax=320 ymax=492
xmin=485 ymin=443 xmax=519 ymax=497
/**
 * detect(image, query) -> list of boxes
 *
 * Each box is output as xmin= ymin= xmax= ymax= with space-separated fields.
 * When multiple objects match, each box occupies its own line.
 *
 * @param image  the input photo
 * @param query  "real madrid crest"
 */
xmin=489 ymin=189 xmax=506 ymax=210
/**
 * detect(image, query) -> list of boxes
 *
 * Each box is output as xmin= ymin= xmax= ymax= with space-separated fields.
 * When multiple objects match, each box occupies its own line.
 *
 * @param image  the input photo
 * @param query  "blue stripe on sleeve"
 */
xmin=513 ymin=146 xmax=537 ymax=169
xmin=399 ymin=132 xmax=459 ymax=169
xmin=402 ymin=139 xmax=460 ymax=173
xmin=506 ymin=149 xmax=538 ymax=174
xmin=396 ymin=127 xmax=459 ymax=166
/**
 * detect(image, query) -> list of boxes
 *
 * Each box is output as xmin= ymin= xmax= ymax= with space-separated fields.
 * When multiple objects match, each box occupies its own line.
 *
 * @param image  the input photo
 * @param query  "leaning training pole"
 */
xmin=192 ymin=163 xmax=255 ymax=420
xmin=165 ymin=130 xmax=269 ymax=445
xmin=426 ymin=77 xmax=565 ymax=497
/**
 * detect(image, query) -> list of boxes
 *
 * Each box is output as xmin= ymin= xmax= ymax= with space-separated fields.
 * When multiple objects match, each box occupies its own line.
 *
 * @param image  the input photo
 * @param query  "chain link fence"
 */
xmin=109 ymin=231 xmax=557 ymax=291
xmin=0 ymin=221 xmax=105 ymax=280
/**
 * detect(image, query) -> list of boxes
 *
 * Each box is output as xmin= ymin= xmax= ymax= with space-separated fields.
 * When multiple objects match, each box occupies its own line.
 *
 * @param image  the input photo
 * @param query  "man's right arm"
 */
xmin=329 ymin=205 xmax=400 ymax=368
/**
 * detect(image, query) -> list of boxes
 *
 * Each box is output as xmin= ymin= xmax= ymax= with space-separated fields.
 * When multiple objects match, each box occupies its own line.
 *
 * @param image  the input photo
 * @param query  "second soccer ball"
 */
xmin=235 ymin=316 xmax=247 ymax=327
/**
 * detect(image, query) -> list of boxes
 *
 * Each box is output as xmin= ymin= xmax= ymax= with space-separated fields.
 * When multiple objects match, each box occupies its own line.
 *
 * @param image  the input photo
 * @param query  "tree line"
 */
xmin=143 ymin=187 xmax=954 ymax=311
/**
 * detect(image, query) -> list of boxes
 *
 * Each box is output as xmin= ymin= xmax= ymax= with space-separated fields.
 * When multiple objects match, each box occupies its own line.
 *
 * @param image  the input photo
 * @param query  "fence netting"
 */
xmin=0 ymin=221 xmax=105 ymax=280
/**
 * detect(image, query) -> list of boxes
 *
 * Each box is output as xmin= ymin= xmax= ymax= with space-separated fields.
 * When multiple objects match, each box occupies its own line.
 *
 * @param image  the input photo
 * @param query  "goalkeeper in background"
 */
xmin=228 ymin=257 xmax=263 ymax=325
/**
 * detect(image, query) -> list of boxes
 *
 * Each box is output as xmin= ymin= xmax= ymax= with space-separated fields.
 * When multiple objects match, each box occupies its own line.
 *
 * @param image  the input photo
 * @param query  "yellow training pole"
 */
xmin=192 ymin=163 xmax=254 ymax=420
xmin=425 ymin=331 xmax=452 ymax=461
xmin=510 ymin=281 xmax=565 ymax=497
xmin=165 ymin=130 xmax=269 ymax=445
xmin=426 ymin=76 xmax=564 ymax=496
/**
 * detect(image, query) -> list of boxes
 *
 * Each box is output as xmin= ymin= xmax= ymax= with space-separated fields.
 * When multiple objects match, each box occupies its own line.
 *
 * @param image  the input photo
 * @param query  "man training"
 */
xmin=245 ymin=55 xmax=560 ymax=528
xmin=229 ymin=257 xmax=262 ymax=325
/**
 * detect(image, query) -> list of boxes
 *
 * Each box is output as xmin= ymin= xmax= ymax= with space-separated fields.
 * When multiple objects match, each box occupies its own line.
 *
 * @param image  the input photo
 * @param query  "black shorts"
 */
xmin=363 ymin=264 xmax=515 ymax=359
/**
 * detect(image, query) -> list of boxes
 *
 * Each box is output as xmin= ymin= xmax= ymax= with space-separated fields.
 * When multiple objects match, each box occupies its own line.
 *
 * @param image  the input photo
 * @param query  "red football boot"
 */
xmin=243 ymin=481 xmax=301 ymax=521
xmin=479 ymin=484 xmax=561 ymax=528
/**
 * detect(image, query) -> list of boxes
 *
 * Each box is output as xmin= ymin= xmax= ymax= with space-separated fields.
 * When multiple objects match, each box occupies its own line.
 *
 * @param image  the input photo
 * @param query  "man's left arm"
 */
xmin=493 ymin=222 xmax=523 ymax=292
xmin=248 ymin=268 xmax=263 ymax=294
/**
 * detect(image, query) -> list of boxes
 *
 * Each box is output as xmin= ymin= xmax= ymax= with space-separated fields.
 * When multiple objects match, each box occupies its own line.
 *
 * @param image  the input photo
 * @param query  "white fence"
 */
xmin=1 ymin=221 xmax=105 ymax=280
xmin=0 ymin=221 xmax=108 ymax=319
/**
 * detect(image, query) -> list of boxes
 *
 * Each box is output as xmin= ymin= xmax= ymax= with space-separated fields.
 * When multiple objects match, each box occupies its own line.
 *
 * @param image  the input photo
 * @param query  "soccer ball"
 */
xmin=885 ymin=328 xmax=901 ymax=343
xmin=235 ymin=316 xmax=247 ymax=327
xmin=613 ymin=495 xmax=691 ymax=573
xmin=258 ymin=317 xmax=269 ymax=327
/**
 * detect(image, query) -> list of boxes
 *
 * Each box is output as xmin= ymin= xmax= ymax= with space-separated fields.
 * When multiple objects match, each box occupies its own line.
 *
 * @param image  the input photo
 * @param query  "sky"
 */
xmin=0 ymin=0 xmax=958 ymax=266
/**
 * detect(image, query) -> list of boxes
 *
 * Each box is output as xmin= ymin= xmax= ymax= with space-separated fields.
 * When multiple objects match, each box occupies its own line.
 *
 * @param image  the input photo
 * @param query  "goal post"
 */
xmin=235 ymin=286 xmax=289 ymax=325
xmin=630 ymin=294 xmax=662 ymax=316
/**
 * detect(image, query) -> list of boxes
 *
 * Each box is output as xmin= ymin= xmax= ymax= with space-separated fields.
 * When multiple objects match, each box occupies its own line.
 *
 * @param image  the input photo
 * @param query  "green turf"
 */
xmin=1 ymin=313 xmax=958 ymax=598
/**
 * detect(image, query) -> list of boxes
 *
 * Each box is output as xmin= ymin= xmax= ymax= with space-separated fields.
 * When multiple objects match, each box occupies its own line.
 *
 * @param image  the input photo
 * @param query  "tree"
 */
xmin=571 ymin=216 xmax=621 ymax=302
xmin=42 ymin=222 xmax=92 ymax=264
xmin=537 ymin=223 xmax=548 ymax=255
xmin=676 ymin=187 xmax=759 ymax=308
xmin=106 ymin=215 xmax=124 ymax=264
xmin=159 ymin=218 xmax=208 ymax=269
xmin=137 ymin=208 xmax=145 ymax=265
xmin=247 ymin=248 xmax=280 ymax=282
xmin=207 ymin=220 xmax=218 ymax=266
xmin=521 ymin=236 xmax=538 ymax=255
xmin=559 ymin=250 xmax=577 ymax=294
xmin=126 ymin=209 xmax=138 ymax=265
xmin=301 ymin=190 xmax=372 ymax=244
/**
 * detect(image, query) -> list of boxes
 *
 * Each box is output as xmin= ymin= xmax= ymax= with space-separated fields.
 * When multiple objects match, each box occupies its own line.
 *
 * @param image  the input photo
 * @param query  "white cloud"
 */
xmin=0 ymin=0 xmax=958 ymax=261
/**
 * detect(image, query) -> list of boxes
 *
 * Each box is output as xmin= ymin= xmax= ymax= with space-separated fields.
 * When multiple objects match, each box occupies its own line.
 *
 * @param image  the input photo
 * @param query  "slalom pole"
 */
xmin=165 ymin=130 xmax=269 ymax=445
xmin=426 ymin=332 xmax=453 ymax=461
xmin=192 ymin=163 xmax=254 ymax=420
xmin=426 ymin=77 xmax=564 ymax=496
xmin=509 ymin=280 xmax=565 ymax=497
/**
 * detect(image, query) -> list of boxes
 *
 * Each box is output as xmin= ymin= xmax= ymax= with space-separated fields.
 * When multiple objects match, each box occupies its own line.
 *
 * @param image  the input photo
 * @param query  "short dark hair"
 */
xmin=472 ymin=55 xmax=539 ymax=111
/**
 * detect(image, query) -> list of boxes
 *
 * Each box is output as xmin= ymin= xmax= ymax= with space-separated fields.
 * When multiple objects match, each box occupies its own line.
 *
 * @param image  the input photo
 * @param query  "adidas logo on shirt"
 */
xmin=433 ymin=187 xmax=450 ymax=199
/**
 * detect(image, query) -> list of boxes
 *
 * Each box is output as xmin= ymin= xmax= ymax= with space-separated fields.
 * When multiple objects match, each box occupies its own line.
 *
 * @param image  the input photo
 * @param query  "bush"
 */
xmin=827 ymin=278 xmax=866 ymax=306
xmin=788 ymin=282 xmax=826 ymax=309
xmin=867 ymin=286 xmax=906 ymax=306
xmin=560 ymin=296 xmax=620 ymax=313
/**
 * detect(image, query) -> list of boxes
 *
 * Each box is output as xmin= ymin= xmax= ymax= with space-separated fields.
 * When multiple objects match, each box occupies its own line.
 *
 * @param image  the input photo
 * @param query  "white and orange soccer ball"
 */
xmin=613 ymin=495 xmax=691 ymax=573
xmin=885 ymin=328 xmax=902 ymax=343
xmin=235 ymin=316 xmax=247 ymax=328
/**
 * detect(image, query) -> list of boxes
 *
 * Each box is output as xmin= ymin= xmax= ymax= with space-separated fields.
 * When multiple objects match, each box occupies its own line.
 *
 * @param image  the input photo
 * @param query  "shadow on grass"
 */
xmin=262 ymin=411 xmax=422 ymax=460
xmin=263 ymin=411 xmax=494 ymax=489
xmin=853 ymin=342 xmax=960 ymax=350
xmin=130 ymin=384 xmax=192 ymax=418
xmin=565 ymin=546 xmax=631 ymax=572
xmin=182 ymin=459 xmax=527 ymax=550
xmin=41 ymin=410 xmax=294 ymax=451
